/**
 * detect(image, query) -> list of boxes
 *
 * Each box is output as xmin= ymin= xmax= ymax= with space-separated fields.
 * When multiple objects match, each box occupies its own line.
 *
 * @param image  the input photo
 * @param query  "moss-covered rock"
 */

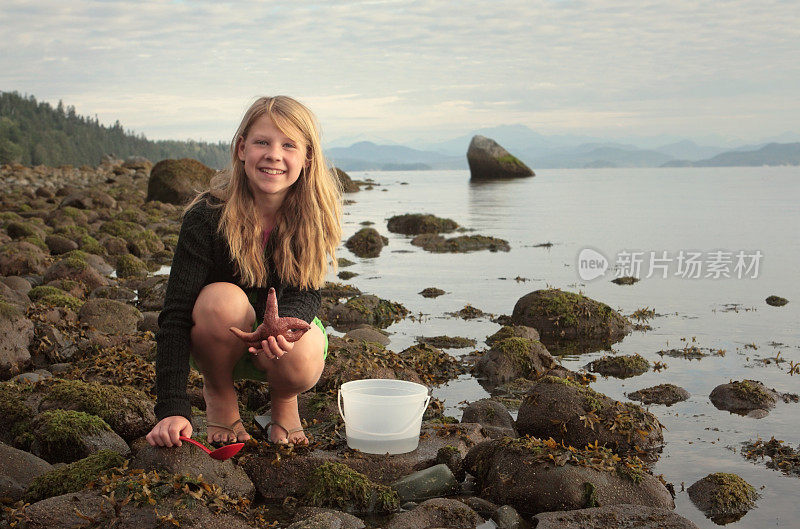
xmin=467 ymin=135 xmax=534 ymax=180
xmin=345 ymin=228 xmax=387 ymax=258
xmin=418 ymin=287 xmax=446 ymax=298
xmin=765 ymin=295 xmax=788 ymax=307
xmin=334 ymin=167 xmax=360 ymax=193
xmin=485 ymin=325 xmax=540 ymax=346
xmin=627 ymin=384 xmax=690 ymax=406
xmin=43 ymin=249 xmax=108 ymax=290
xmin=474 ymin=337 xmax=570 ymax=387
xmin=709 ymin=379 xmax=781 ymax=415
xmin=515 ymin=376 xmax=664 ymax=455
xmin=464 ymin=436 xmax=672 ymax=515
xmin=0 ymin=381 xmax=37 ymax=449
xmin=24 ymin=449 xmax=125 ymax=503
xmin=30 ymin=409 xmax=129 ymax=463
xmin=115 ymin=253 xmax=149 ymax=278
xmin=0 ymin=240 xmax=50 ymax=276
xmin=742 ymin=437 xmax=800 ymax=477
xmin=0 ymin=302 xmax=35 ymax=378
xmin=611 ymin=276 xmax=639 ymax=285
xmin=146 ymin=158 xmax=215 ymax=205
xmin=39 ymin=379 xmax=156 ymax=441
xmin=326 ymin=294 xmax=408 ymax=329
xmin=687 ymin=472 xmax=758 ymax=524
xmin=587 ymin=353 xmax=649 ymax=379
xmin=411 ymin=233 xmax=510 ymax=253
xmin=78 ymin=298 xmax=142 ymax=334
xmin=416 ymin=335 xmax=476 ymax=349
xmin=304 ymin=461 xmax=398 ymax=513
xmin=512 ymin=289 xmax=630 ymax=347
xmin=387 ymin=213 xmax=459 ymax=235
xmin=29 ymin=285 xmax=84 ymax=310
xmin=399 ymin=343 xmax=464 ymax=385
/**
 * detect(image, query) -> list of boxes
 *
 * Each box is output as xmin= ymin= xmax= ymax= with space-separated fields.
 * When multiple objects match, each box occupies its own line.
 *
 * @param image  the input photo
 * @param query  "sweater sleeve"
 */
xmin=154 ymin=203 xmax=216 ymax=421
xmin=277 ymin=283 xmax=321 ymax=324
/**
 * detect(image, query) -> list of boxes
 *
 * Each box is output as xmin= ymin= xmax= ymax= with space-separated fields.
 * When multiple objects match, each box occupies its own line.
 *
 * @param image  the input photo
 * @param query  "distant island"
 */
xmin=2 ymin=91 xmax=798 ymax=170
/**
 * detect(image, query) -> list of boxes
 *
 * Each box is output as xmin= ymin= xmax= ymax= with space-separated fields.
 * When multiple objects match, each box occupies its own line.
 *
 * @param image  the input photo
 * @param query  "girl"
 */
xmin=146 ymin=96 xmax=341 ymax=447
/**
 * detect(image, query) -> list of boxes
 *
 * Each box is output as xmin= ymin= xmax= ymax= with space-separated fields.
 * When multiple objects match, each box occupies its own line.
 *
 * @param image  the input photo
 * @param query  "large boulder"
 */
xmin=467 ymin=135 xmax=534 ymax=181
xmin=130 ymin=438 xmax=255 ymax=500
xmin=515 ymin=376 xmax=664 ymax=455
xmin=23 ymin=450 xmax=124 ymax=503
xmin=385 ymin=498 xmax=483 ymax=529
xmin=474 ymin=337 xmax=573 ymax=387
xmin=43 ymin=250 xmax=108 ymax=291
xmin=709 ymin=379 xmax=786 ymax=416
xmin=146 ymin=158 xmax=215 ymax=205
xmin=0 ymin=241 xmax=50 ymax=276
xmin=29 ymin=409 xmax=130 ymax=464
xmin=334 ymin=167 xmax=360 ymax=193
xmin=324 ymin=294 xmax=408 ymax=330
xmin=464 ymin=437 xmax=674 ymax=515
xmin=511 ymin=289 xmax=630 ymax=346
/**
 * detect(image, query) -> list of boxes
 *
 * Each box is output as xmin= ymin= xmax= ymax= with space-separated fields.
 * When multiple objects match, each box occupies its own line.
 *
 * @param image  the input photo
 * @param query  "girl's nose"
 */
xmin=264 ymin=145 xmax=281 ymax=160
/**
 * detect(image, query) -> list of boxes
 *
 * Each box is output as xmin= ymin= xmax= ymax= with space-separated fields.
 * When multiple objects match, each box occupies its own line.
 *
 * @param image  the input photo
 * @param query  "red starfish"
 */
xmin=229 ymin=287 xmax=311 ymax=349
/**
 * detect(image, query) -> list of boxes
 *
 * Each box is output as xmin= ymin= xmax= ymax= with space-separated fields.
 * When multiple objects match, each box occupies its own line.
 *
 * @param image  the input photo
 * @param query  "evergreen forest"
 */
xmin=0 ymin=91 xmax=229 ymax=168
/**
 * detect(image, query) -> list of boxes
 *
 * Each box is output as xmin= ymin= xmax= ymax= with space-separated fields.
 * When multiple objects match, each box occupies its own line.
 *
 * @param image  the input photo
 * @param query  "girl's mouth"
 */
xmin=259 ymin=168 xmax=285 ymax=175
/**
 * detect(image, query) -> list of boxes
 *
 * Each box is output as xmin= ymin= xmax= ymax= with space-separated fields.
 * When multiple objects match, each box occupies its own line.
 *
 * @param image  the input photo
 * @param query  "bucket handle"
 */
xmin=338 ymin=388 xmax=431 ymax=438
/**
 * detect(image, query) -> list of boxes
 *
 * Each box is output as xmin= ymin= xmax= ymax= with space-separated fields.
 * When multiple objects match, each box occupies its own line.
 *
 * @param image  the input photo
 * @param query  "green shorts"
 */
xmin=190 ymin=316 xmax=328 ymax=382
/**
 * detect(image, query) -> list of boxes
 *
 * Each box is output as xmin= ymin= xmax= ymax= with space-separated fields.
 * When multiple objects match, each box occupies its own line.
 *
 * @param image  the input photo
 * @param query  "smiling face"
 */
xmin=237 ymin=114 xmax=307 ymax=204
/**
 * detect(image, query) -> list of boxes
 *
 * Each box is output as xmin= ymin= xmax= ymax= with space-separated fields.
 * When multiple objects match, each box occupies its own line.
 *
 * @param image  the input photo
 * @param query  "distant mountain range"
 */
xmin=327 ymin=125 xmax=800 ymax=171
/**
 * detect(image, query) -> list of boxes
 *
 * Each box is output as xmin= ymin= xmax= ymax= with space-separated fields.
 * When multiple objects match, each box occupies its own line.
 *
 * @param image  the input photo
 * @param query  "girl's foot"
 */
xmin=268 ymin=395 xmax=307 ymax=445
xmin=203 ymin=385 xmax=251 ymax=443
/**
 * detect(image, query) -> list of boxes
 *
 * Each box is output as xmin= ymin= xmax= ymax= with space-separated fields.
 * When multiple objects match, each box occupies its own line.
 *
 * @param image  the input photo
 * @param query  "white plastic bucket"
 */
xmin=338 ymin=379 xmax=431 ymax=455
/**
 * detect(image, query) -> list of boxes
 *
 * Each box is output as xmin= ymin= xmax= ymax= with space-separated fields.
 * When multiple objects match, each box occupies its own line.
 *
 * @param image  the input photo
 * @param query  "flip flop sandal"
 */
xmin=267 ymin=421 xmax=308 ymax=445
xmin=206 ymin=418 xmax=249 ymax=445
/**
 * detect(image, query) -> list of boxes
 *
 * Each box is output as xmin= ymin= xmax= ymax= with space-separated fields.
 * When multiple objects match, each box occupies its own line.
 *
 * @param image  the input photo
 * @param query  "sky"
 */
xmin=1 ymin=0 xmax=799 ymax=147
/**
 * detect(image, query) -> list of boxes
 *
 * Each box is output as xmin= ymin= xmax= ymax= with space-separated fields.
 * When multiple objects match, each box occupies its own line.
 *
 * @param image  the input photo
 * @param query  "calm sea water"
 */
xmin=329 ymin=167 xmax=800 ymax=528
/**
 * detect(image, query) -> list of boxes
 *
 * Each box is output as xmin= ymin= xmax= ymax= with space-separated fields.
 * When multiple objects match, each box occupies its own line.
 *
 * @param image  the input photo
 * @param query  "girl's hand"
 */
xmin=146 ymin=416 xmax=193 ymax=447
xmin=250 ymin=334 xmax=295 ymax=360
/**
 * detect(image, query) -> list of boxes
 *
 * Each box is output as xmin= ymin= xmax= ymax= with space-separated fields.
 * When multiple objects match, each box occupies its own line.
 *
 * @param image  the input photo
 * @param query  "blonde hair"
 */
xmin=186 ymin=96 xmax=342 ymax=289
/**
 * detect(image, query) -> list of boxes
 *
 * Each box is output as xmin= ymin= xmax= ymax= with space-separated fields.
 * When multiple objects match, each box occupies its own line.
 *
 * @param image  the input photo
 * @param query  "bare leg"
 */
xmin=190 ymin=282 xmax=255 ymax=443
xmin=251 ymin=324 xmax=326 ymax=443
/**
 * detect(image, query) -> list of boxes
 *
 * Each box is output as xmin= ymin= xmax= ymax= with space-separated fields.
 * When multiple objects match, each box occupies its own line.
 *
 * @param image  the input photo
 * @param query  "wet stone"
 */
xmin=628 ymin=384 xmax=690 ymax=406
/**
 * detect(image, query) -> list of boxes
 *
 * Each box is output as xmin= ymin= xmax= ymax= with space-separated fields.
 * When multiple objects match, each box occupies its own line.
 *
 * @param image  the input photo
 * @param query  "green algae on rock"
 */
xmin=345 ymin=227 xmax=388 ymax=258
xmin=418 ymin=287 xmax=446 ymax=298
xmin=511 ymin=289 xmax=630 ymax=347
xmin=742 ymin=437 xmax=800 ymax=477
xmin=304 ymin=461 xmax=399 ymax=513
xmin=115 ymin=253 xmax=149 ymax=278
xmin=0 ymin=381 xmax=37 ymax=449
xmin=24 ymin=449 xmax=125 ymax=503
xmin=587 ymin=353 xmax=650 ymax=379
xmin=31 ymin=409 xmax=114 ymax=462
xmin=627 ymin=384 xmax=690 ymax=406
xmin=411 ymin=233 xmax=510 ymax=253
xmin=687 ymin=472 xmax=758 ymax=524
xmin=387 ymin=213 xmax=459 ymax=235
xmin=416 ymin=335 xmax=476 ymax=349
xmin=765 ymin=295 xmax=789 ymax=307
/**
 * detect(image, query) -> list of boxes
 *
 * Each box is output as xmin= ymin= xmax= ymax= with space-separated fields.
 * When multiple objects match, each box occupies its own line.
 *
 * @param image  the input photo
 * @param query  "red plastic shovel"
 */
xmin=179 ymin=435 xmax=244 ymax=461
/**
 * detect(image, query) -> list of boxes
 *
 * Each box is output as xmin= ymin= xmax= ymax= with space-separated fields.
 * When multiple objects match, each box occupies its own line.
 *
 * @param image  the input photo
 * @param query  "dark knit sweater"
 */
xmin=154 ymin=195 xmax=321 ymax=420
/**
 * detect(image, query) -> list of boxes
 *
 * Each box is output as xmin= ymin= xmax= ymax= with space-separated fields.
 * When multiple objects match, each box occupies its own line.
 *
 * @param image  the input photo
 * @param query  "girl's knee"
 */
xmin=192 ymin=282 xmax=255 ymax=330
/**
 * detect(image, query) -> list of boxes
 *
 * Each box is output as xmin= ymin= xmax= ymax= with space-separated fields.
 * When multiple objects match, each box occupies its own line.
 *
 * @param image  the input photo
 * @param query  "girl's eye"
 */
xmin=284 ymin=143 xmax=296 ymax=149
xmin=256 ymin=140 xmax=268 ymax=145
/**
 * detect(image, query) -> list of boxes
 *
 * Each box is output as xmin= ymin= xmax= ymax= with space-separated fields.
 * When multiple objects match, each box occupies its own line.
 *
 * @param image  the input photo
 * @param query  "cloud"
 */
xmin=0 ymin=0 xmax=798 ymax=143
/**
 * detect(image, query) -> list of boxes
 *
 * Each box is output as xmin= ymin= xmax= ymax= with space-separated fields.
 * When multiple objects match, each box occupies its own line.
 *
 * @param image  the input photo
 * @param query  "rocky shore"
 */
xmin=0 ymin=158 xmax=791 ymax=528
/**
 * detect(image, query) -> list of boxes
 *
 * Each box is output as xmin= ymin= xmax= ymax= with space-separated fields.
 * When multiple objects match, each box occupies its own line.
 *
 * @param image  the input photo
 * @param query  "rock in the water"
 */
xmin=146 ymin=158 xmax=215 ymax=205
xmin=0 ymin=301 xmax=34 ymax=377
xmin=385 ymin=497 xmax=483 ymax=529
xmin=464 ymin=437 xmax=674 ymax=515
xmin=411 ymin=233 xmax=510 ymax=253
xmin=387 ymin=213 xmax=458 ymax=235
xmin=290 ymin=507 xmax=366 ymax=529
xmin=765 ymin=295 xmax=788 ymax=306
xmin=515 ymin=376 xmax=663 ymax=455
xmin=533 ymin=504 xmax=699 ymax=529
xmin=511 ymin=289 xmax=630 ymax=344
xmin=687 ymin=472 xmax=758 ymax=524
xmin=302 ymin=461 xmax=399 ymax=513
xmin=485 ymin=325 xmax=540 ymax=346
xmin=474 ymin=337 xmax=572 ymax=387
xmin=586 ymin=353 xmax=649 ymax=379
xmin=345 ymin=228 xmax=387 ymax=258
xmin=343 ymin=325 xmax=391 ymax=346
xmin=334 ymin=167 xmax=360 ymax=193
xmin=391 ymin=464 xmax=460 ymax=502
xmin=326 ymin=294 xmax=408 ymax=329
xmin=467 ymin=135 xmax=534 ymax=181
xmin=418 ymin=287 xmax=446 ymax=298
xmin=0 ymin=441 xmax=53 ymax=502
xmin=709 ymin=379 xmax=783 ymax=415
xmin=628 ymin=384 xmax=690 ymax=406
